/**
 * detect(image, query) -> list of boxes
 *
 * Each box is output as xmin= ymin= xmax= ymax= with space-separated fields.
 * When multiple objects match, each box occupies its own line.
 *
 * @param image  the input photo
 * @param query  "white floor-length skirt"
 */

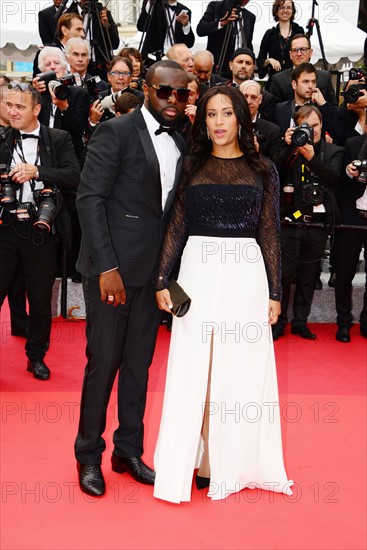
xmin=154 ymin=236 xmax=293 ymax=503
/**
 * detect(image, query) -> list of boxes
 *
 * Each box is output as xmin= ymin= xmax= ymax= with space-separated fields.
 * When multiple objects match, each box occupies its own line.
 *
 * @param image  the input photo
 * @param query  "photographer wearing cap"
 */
xmin=334 ymin=125 xmax=367 ymax=343
xmin=0 ymin=83 xmax=80 ymax=380
xmin=272 ymin=104 xmax=343 ymax=340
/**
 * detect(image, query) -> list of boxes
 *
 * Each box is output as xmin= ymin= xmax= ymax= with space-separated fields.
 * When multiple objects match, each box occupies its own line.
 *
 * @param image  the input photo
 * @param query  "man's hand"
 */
xmin=100 ymin=8 xmax=110 ymax=28
xmin=284 ymin=127 xmax=295 ymax=146
xmin=8 ymin=163 xmax=38 ymax=184
xmin=312 ymin=87 xmax=326 ymax=106
xmin=89 ymin=99 xmax=104 ymax=124
xmin=346 ymin=161 xmax=360 ymax=178
xmin=99 ymin=269 xmax=126 ymax=306
xmin=176 ymin=11 xmax=189 ymax=27
xmin=297 ymin=143 xmax=315 ymax=161
xmin=220 ymin=8 xmax=238 ymax=26
xmin=156 ymin=289 xmax=173 ymax=313
xmin=346 ymin=89 xmax=367 ymax=111
xmin=32 ymin=76 xmax=47 ymax=94
xmin=185 ymin=104 xmax=197 ymax=124
xmin=49 ymin=86 xmax=69 ymax=112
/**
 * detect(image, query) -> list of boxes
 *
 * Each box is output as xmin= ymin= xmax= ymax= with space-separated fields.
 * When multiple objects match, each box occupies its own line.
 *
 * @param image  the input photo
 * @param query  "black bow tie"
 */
xmin=155 ymin=125 xmax=175 ymax=136
xmin=168 ymin=4 xmax=177 ymax=11
xmin=294 ymin=102 xmax=311 ymax=112
xmin=21 ymin=133 xmax=40 ymax=140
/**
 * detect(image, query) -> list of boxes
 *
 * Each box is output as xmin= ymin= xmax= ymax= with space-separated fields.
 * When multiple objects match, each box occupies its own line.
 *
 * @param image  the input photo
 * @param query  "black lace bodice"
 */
xmin=155 ymin=155 xmax=282 ymax=300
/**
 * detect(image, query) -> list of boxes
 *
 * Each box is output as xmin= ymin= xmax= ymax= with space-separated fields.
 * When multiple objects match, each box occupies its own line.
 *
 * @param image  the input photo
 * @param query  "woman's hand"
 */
xmin=266 ymin=58 xmax=282 ymax=72
xmin=268 ymin=300 xmax=281 ymax=325
xmin=156 ymin=289 xmax=173 ymax=313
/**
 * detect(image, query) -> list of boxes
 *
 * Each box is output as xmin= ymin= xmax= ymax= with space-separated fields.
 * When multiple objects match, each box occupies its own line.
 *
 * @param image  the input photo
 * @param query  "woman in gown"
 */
xmin=154 ymin=86 xmax=293 ymax=503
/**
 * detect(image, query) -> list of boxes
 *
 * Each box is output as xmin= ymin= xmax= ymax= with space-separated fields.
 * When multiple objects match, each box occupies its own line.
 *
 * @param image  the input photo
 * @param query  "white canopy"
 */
xmin=0 ymin=0 xmax=366 ymax=65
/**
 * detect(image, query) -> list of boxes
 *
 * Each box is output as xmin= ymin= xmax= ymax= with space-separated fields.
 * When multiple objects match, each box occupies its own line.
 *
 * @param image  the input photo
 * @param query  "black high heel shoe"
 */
xmin=195 ymin=474 xmax=210 ymax=490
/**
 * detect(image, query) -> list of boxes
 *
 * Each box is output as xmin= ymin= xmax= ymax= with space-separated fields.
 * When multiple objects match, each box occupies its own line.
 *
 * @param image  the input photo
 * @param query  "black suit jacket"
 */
xmin=38 ymin=86 xmax=90 ymax=158
xmin=38 ymin=5 xmax=58 ymax=44
xmin=272 ymin=99 xmax=337 ymax=137
xmin=0 ymin=125 xmax=80 ymax=248
xmin=76 ymin=107 xmax=185 ymax=286
xmin=337 ymin=135 xmax=367 ymax=226
xmin=196 ymin=1 xmax=255 ymax=71
xmin=208 ymin=74 xmax=227 ymax=86
xmin=269 ymin=67 xmax=337 ymax=106
xmin=137 ymin=1 xmax=195 ymax=58
xmin=254 ymin=117 xmax=282 ymax=159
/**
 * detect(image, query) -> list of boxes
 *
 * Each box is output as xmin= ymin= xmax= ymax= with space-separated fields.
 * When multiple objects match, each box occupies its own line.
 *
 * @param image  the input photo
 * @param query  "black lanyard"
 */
xmin=13 ymin=137 xmax=40 ymax=203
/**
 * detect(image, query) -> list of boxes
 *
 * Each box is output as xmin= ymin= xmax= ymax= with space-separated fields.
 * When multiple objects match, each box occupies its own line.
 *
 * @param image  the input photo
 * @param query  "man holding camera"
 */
xmin=334 ymin=129 xmax=367 ymax=342
xmin=272 ymin=104 xmax=343 ymax=340
xmin=0 ymin=83 xmax=80 ymax=379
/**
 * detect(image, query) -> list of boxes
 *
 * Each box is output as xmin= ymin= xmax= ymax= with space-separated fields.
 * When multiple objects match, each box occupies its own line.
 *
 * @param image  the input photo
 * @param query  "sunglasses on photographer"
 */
xmin=148 ymin=83 xmax=190 ymax=103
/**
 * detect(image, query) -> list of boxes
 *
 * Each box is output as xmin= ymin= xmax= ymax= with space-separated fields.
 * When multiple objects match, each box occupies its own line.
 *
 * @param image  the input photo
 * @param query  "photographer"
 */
xmin=334 ymin=129 xmax=367 ymax=342
xmin=67 ymin=0 xmax=120 ymax=80
xmin=0 ymin=83 xmax=80 ymax=380
xmin=33 ymin=46 xmax=89 ymax=159
xmin=272 ymin=104 xmax=343 ymax=340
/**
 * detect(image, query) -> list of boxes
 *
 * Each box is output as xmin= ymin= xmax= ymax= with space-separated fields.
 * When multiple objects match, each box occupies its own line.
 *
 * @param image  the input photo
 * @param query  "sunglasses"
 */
xmin=7 ymin=82 xmax=34 ymax=92
xmin=148 ymin=83 xmax=190 ymax=103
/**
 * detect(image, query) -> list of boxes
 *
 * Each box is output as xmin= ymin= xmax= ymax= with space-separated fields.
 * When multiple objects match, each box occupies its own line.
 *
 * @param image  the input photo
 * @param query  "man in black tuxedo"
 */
xmin=196 ymin=0 xmax=255 ymax=76
xmin=239 ymin=80 xmax=282 ymax=158
xmin=65 ymin=37 xmax=109 ymax=91
xmin=272 ymin=104 xmax=343 ymax=341
xmin=137 ymin=0 xmax=195 ymax=60
xmin=0 ymin=83 xmax=80 ymax=379
xmin=334 ymin=131 xmax=367 ymax=342
xmin=74 ymin=60 xmax=189 ymax=497
xmin=67 ymin=0 xmax=120 ymax=80
xmin=38 ymin=0 xmax=63 ymax=44
xmin=269 ymin=34 xmax=337 ymax=106
xmin=193 ymin=50 xmax=227 ymax=87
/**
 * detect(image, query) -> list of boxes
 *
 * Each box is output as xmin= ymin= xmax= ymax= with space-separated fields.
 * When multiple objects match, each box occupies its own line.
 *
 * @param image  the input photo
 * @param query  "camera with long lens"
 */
xmin=0 ymin=164 xmax=19 ymax=210
xmin=86 ymin=75 xmax=104 ymax=102
xmin=344 ymin=68 xmax=367 ymax=104
xmin=352 ymin=159 xmax=367 ymax=185
xmin=33 ymin=186 xmax=60 ymax=233
xmin=48 ymin=74 xmax=76 ymax=100
xmin=291 ymin=123 xmax=314 ymax=147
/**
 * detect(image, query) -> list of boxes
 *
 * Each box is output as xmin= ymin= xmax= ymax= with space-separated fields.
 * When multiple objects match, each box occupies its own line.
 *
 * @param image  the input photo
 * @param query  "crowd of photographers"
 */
xmin=0 ymin=0 xmax=366 ymax=379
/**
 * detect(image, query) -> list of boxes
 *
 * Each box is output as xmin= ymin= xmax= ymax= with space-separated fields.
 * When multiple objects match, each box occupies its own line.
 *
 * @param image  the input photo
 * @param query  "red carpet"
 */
xmin=1 ymin=301 xmax=366 ymax=550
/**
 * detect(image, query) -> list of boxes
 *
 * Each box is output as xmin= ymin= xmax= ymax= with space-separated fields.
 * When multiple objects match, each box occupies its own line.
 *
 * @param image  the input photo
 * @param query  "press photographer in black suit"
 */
xmin=38 ymin=0 xmax=63 ymax=45
xmin=67 ymin=0 xmax=120 ymax=80
xmin=239 ymin=80 xmax=282 ymax=158
xmin=269 ymin=34 xmax=337 ymax=106
xmin=137 ymin=0 xmax=195 ymax=60
xmin=75 ymin=60 xmax=189 ymax=497
xmin=272 ymin=104 xmax=343 ymax=340
xmin=334 ymin=130 xmax=367 ymax=343
xmin=0 ymin=83 xmax=80 ymax=380
xmin=196 ymin=0 xmax=255 ymax=75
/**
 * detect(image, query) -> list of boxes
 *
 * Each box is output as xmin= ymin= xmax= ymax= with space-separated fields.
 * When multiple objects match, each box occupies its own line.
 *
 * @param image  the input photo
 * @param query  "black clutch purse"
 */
xmin=168 ymin=279 xmax=191 ymax=317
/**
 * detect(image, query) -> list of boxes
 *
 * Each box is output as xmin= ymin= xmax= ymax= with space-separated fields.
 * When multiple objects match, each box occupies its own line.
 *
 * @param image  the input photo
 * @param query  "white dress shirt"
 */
xmin=11 ymin=124 xmax=44 ymax=204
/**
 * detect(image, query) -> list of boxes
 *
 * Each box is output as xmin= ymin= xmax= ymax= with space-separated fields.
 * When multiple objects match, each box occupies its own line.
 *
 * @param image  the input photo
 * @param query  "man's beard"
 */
xmin=147 ymin=97 xmax=179 ymax=127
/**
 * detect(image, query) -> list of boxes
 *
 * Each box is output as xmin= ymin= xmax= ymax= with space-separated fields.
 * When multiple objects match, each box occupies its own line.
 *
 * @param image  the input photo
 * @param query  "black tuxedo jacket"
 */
xmin=76 ymin=107 xmax=185 ymax=286
xmin=208 ymin=74 xmax=227 ymax=86
xmin=337 ymin=135 xmax=367 ymax=226
xmin=38 ymin=86 xmax=90 ymax=158
xmin=137 ymin=1 xmax=195 ymax=58
xmin=196 ymin=1 xmax=255 ymax=71
xmin=38 ymin=5 xmax=58 ymax=44
xmin=0 ymin=125 xmax=80 ymax=247
xmin=272 ymin=99 xmax=339 ymax=137
xmin=269 ymin=67 xmax=337 ymax=106
xmin=254 ymin=117 xmax=282 ymax=159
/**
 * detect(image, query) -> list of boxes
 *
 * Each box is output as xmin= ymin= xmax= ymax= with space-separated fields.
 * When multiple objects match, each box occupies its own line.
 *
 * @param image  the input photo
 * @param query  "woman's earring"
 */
xmin=207 ymin=128 xmax=211 ymax=140
xmin=238 ymin=125 xmax=242 ymax=139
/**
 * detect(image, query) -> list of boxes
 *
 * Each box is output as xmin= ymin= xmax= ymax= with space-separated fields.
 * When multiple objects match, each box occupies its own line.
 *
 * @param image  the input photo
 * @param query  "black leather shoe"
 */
xmin=111 ymin=455 xmax=155 ymax=485
xmin=77 ymin=463 xmax=105 ymax=496
xmin=291 ymin=325 xmax=317 ymax=340
xmin=272 ymin=324 xmax=285 ymax=341
xmin=336 ymin=326 xmax=351 ymax=343
xmin=195 ymin=474 xmax=210 ymax=490
xmin=360 ymin=324 xmax=367 ymax=338
xmin=27 ymin=359 xmax=50 ymax=380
